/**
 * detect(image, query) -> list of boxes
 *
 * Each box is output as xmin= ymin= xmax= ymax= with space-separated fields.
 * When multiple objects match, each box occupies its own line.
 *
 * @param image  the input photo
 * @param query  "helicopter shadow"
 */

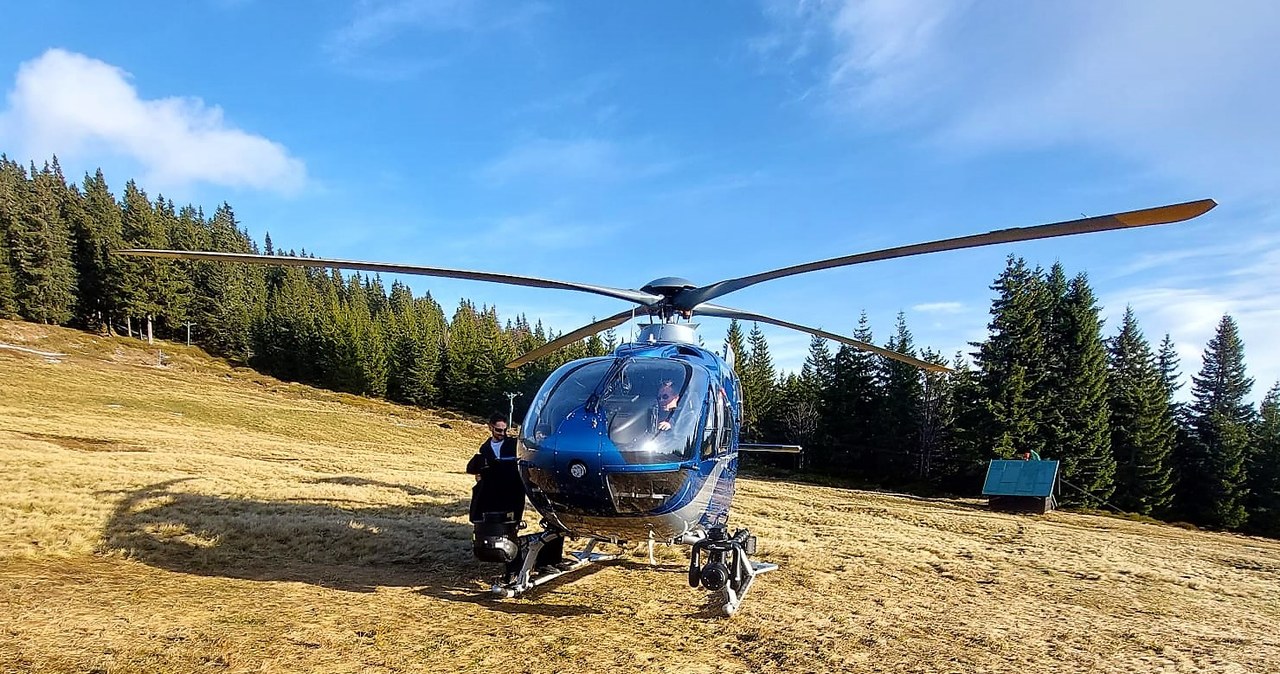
xmin=97 ymin=477 xmax=584 ymax=611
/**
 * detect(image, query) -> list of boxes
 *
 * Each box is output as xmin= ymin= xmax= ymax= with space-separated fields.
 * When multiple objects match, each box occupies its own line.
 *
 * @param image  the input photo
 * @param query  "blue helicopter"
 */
xmin=122 ymin=199 xmax=1215 ymax=615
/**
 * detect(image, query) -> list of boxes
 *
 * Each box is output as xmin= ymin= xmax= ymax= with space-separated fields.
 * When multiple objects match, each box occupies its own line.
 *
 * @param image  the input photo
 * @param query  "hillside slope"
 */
xmin=1 ymin=321 xmax=1277 ymax=673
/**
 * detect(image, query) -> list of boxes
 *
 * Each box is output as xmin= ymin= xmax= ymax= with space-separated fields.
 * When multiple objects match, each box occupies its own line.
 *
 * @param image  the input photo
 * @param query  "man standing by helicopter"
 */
xmin=467 ymin=413 xmax=565 ymax=579
xmin=467 ymin=414 xmax=524 ymax=523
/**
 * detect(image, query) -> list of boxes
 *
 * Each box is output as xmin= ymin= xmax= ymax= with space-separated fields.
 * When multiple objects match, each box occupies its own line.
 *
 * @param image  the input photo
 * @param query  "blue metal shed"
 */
xmin=982 ymin=460 xmax=1059 ymax=513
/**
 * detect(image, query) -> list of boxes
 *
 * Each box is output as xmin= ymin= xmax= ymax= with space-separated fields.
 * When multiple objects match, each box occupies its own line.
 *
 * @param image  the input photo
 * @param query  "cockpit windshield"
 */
xmin=521 ymin=357 xmax=707 ymax=464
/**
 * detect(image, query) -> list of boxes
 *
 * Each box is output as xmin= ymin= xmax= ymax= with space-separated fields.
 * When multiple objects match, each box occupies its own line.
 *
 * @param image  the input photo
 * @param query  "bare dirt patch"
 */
xmin=2 ymin=321 xmax=1278 ymax=673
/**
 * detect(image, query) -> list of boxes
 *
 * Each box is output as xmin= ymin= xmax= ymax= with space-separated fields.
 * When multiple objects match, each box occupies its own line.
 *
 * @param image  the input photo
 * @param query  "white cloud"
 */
xmin=0 ymin=49 xmax=305 ymax=194
xmin=437 ymin=212 xmax=623 ymax=262
xmin=1102 ymin=238 xmax=1280 ymax=402
xmin=326 ymin=0 xmax=548 ymax=68
xmin=760 ymin=1 xmax=1280 ymax=199
xmin=479 ymin=137 xmax=675 ymax=186
xmin=911 ymin=301 xmax=965 ymax=314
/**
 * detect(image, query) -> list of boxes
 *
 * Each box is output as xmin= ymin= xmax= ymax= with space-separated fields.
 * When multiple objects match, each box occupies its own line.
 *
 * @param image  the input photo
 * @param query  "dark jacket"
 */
xmin=467 ymin=437 xmax=526 ymax=523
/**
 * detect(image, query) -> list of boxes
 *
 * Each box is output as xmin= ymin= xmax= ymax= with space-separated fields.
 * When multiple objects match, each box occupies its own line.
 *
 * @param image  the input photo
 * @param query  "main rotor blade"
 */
xmin=694 ymin=303 xmax=950 ymax=373
xmin=505 ymin=309 xmax=636 ymax=369
xmin=116 ymin=250 xmax=664 ymax=307
xmin=676 ymin=199 xmax=1216 ymax=309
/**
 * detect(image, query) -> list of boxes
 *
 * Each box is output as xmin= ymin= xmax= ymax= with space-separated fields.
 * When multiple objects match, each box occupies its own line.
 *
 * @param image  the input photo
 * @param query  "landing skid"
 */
xmin=688 ymin=526 xmax=775 ymax=616
xmin=709 ymin=559 xmax=777 ymax=616
xmin=490 ymin=534 xmax=615 ymax=598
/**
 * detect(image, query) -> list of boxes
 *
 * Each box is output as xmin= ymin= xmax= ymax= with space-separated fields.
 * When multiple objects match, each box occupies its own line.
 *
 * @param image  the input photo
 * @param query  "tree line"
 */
xmin=2 ymin=155 xmax=1277 ymax=537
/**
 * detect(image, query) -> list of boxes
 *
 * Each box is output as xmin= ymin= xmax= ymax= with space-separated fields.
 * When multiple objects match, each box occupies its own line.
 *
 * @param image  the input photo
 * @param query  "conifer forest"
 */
xmin=3 ymin=155 xmax=1277 ymax=538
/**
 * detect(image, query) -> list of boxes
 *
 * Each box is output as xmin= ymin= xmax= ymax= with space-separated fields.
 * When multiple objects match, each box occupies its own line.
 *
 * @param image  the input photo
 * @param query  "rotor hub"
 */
xmin=639 ymin=277 xmax=695 ymax=298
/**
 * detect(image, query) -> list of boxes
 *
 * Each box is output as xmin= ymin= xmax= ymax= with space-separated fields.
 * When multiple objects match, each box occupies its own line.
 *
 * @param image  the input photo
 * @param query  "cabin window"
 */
xmin=700 ymin=384 xmax=720 ymax=459
xmin=717 ymin=384 xmax=734 ymax=453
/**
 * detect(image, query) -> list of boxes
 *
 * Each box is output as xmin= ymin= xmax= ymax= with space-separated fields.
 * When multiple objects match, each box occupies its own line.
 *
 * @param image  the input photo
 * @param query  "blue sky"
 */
xmin=2 ymin=1 xmax=1278 ymax=399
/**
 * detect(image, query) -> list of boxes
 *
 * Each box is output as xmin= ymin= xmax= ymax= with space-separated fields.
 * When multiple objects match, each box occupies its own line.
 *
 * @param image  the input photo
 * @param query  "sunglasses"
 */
xmin=658 ymin=394 xmax=674 ymax=401
xmin=492 ymin=426 xmax=508 ymax=433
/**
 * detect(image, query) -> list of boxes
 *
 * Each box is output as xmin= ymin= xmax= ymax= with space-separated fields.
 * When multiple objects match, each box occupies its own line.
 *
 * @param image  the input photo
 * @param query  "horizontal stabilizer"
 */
xmin=738 ymin=443 xmax=802 ymax=454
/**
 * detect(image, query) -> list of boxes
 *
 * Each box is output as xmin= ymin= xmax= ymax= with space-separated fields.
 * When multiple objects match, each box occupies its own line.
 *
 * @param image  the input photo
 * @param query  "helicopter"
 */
xmin=120 ymin=198 xmax=1215 ymax=615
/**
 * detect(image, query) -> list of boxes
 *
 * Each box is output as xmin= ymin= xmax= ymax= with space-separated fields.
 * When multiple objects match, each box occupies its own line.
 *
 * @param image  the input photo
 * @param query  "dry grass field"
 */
xmin=1 ymin=320 xmax=1278 ymax=673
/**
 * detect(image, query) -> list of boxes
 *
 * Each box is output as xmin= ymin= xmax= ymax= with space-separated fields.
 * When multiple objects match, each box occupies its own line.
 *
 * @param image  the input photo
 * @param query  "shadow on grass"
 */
xmin=309 ymin=475 xmax=438 ymax=496
xmin=98 ymin=478 xmax=603 ymax=614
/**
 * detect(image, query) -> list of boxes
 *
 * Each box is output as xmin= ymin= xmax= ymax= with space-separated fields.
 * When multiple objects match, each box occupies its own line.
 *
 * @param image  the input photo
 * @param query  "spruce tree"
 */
xmin=976 ymin=256 xmax=1049 ymax=458
xmin=799 ymin=334 xmax=834 ymax=467
xmin=116 ymin=181 xmax=166 ymax=338
xmin=1050 ymin=274 xmax=1114 ymax=505
xmin=1181 ymin=315 xmax=1253 ymax=528
xmin=826 ymin=312 xmax=885 ymax=478
xmin=1247 ymin=383 xmax=1280 ymax=537
xmin=1156 ymin=333 xmax=1195 ymax=518
xmin=741 ymin=323 xmax=777 ymax=441
xmin=192 ymin=203 xmax=262 ymax=358
xmin=937 ymin=352 xmax=990 ymax=492
xmin=0 ymin=235 xmax=15 ymax=319
xmin=0 ymin=157 xmax=24 ymax=319
xmin=1033 ymin=263 xmax=1071 ymax=455
xmin=10 ymin=163 xmax=77 ymax=325
xmin=1156 ymin=334 xmax=1184 ymax=402
xmin=74 ymin=169 xmax=126 ymax=330
xmin=880 ymin=312 xmax=923 ymax=480
xmin=915 ymin=347 xmax=952 ymax=482
xmin=1107 ymin=307 xmax=1175 ymax=515
xmin=443 ymin=300 xmax=492 ymax=414
xmin=724 ymin=319 xmax=748 ymax=380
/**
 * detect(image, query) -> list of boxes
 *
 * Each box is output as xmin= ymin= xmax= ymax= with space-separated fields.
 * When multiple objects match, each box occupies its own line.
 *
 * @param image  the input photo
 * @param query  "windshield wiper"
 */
xmin=584 ymin=356 xmax=630 ymax=413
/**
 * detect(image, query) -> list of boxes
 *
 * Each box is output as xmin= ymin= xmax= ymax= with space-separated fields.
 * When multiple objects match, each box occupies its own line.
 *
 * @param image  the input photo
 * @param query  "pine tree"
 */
xmin=1107 ymin=307 xmax=1174 ymax=515
xmin=936 ymin=352 xmax=990 ymax=492
xmin=1033 ymin=263 xmax=1071 ymax=456
xmin=741 ymin=323 xmax=777 ymax=441
xmin=1156 ymin=334 xmax=1184 ymax=402
xmin=1247 ymin=383 xmax=1280 ymax=537
xmin=192 ymin=203 xmax=263 ymax=358
xmin=797 ymin=334 xmax=834 ymax=467
xmin=116 ymin=180 xmax=166 ymax=339
xmin=915 ymin=347 xmax=952 ymax=481
xmin=1050 ymin=274 xmax=1114 ymax=505
xmin=0 ymin=157 xmax=23 ymax=319
xmin=442 ymin=300 xmax=493 ymax=414
xmin=1156 ymin=333 xmax=1195 ymax=518
xmin=152 ymin=196 xmax=194 ymax=336
xmin=880 ymin=312 xmax=923 ymax=481
xmin=73 ymin=169 xmax=126 ymax=330
xmin=10 ymin=162 xmax=77 ymax=324
xmin=976 ymin=256 xmax=1049 ymax=458
xmin=827 ymin=312 xmax=885 ymax=479
xmin=0 ymin=234 xmax=15 ymax=319
xmin=724 ymin=319 xmax=748 ymax=379
xmin=1181 ymin=315 xmax=1253 ymax=528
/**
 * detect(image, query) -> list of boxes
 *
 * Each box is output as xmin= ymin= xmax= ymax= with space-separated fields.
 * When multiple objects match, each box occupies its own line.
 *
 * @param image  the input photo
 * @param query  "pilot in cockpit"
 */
xmin=653 ymin=380 xmax=680 ymax=432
